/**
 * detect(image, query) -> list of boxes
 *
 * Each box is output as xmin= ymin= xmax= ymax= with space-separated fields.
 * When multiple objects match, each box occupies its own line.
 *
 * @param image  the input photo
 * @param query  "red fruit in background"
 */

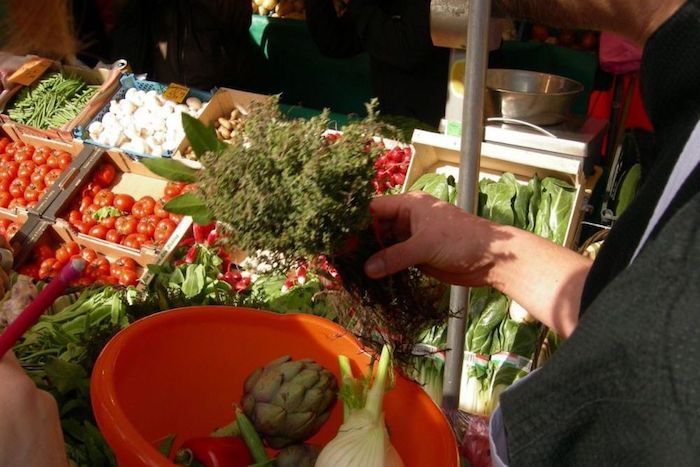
xmin=94 ymin=189 xmax=114 ymax=207
xmin=88 ymin=224 xmax=108 ymax=240
xmin=558 ymin=29 xmax=576 ymax=47
xmin=579 ymin=31 xmax=598 ymax=50
xmin=44 ymin=168 xmax=63 ymax=188
xmin=113 ymin=194 xmax=135 ymax=212
xmin=92 ymin=162 xmax=116 ymax=187
xmin=531 ymin=24 xmax=550 ymax=41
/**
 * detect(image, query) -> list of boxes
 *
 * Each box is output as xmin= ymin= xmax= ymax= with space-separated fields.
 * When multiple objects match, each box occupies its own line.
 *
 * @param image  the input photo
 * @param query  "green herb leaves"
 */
xmin=141 ymin=157 xmax=199 ymax=183
xmin=163 ymin=194 xmax=213 ymax=226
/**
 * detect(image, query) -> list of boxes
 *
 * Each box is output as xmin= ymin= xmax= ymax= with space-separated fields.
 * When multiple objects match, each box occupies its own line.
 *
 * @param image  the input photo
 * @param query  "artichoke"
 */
xmin=242 ymin=356 xmax=337 ymax=448
xmin=275 ymin=443 xmax=321 ymax=467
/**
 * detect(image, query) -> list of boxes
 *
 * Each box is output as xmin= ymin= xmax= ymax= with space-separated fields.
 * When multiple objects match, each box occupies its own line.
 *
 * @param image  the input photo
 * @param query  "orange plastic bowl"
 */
xmin=91 ymin=306 xmax=459 ymax=466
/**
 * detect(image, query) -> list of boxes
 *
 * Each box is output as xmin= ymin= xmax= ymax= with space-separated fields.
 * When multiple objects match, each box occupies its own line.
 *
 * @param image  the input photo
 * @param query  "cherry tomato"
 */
xmin=115 ymin=256 xmax=137 ymax=271
xmin=0 ymin=191 xmax=11 ymax=208
xmin=137 ymin=215 xmax=158 ymax=238
xmin=94 ymin=189 xmax=114 ymax=208
xmin=32 ymin=147 xmax=49 ymax=165
xmin=44 ymin=168 xmax=63 ymax=188
xmin=18 ymin=160 xmax=35 ymax=179
xmin=88 ymin=224 xmax=108 ymax=239
xmin=100 ymin=216 xmax=117 ymax=229
xmin=9 ymin=178 xmax=28 ymax=199
xmin=115 ymin=215 xmax=137 ymax=236
xmin=113 ymin=194 xmax=135 ymax=212
xmin=80 ymin=248 xmax=98 ymax=263
xmin=137 ymin=196 xmax=156 ymax=216
xmin=164 ymin=182 xmax=186 ymax=198
xmin=154 ymin=218 xmax=177 ymax=244
xmin=106 ymin=229 xmax=122 ymax=244
xmin=119 ymin=268 xmax=139 ymax=286
xmin=87 ymin=257 xmax=111 ymax=279
xmin=92 ymin=162 xmax=116 ymax=187
xmin=122 ymin=234 xmax=142 ymax=250
xmin=57 ymin=151 xmax=72 ymax=170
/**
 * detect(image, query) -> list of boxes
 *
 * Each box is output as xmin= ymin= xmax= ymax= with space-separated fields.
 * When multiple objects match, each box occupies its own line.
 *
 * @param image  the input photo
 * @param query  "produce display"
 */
xmin=253 ymin=0 xmax=305 ymax=19
xmin=87 ymin=88 xmax=207 ymax=157
xmin=61 ymin=159 xmax=187 ymax=249
xmin=0 ymin=137 xmax=74 ymax=210
xmin=182 ymin=108 xmax=246 ymax=160
xmin=6 ymin=71 xmax=98 ymax=129
xmin=0 ymin=217 xmax=23 ymax=242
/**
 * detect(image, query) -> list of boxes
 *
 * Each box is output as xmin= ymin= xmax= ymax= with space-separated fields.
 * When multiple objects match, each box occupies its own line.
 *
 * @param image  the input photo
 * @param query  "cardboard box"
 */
xmin=0 ymin=61 xmax=121 ymax=142
xmin=408 ymin=129 xmax=586 ymax=248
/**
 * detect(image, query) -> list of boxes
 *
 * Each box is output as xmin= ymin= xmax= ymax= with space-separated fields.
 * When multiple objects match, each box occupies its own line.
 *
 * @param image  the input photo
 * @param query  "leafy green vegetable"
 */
xmin=163 ymin=193 xmax=213 ymax=225
xmin=141 ymin=157 xmax=198 ymax=183
xmin=181 ymin=113 xmax=226 ymax=158
xmin=481 ymin=178 xmax=516 ymax=226
xmin=93 ymin=207 xmax=123 ymax=220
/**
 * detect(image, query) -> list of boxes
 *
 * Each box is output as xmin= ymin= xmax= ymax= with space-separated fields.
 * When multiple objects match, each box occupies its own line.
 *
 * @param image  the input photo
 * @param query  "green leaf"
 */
xmin=181 ymin=113 xmax=225 ymax=158
xmin=157 ymin=434 xmax=177 ymax=458
xmin=181 ymin=264 xmax=206 ymax=298
xmin=93 ymin=207 xmax=123 ymax=220
xmin=141 ymin=157 xmax=199 ymax=183
xmin=44 ymin=358 xmax=89 ymax=394
xmin=163 ymin=194 xmax=213 ymax=225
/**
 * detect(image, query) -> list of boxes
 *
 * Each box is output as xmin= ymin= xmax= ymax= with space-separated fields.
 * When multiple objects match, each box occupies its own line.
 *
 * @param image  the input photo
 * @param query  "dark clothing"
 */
xmin=110 ymin=0 xmax=254 ymax=91
xmin=500 ymin=1 xmax=700 ymax=464
xmin=304 ymin=0 xmax=449 ymax=128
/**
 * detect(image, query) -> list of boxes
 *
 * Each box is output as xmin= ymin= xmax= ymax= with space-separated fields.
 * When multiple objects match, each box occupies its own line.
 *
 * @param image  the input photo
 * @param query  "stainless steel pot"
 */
xmin=485 ymin=69 xmax=584 ymax=126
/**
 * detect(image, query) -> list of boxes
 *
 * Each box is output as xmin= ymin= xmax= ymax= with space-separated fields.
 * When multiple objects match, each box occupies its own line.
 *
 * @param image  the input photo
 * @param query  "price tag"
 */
xmin=8 ymin=58 xmax=53 ymax=86
xmin=162 ymin=83 xmax=190 ymax=104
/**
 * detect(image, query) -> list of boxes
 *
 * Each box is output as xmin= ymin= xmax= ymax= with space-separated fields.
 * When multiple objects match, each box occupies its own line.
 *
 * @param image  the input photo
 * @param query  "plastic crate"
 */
xmin=75 ymin=74 xmax=212 ymax=159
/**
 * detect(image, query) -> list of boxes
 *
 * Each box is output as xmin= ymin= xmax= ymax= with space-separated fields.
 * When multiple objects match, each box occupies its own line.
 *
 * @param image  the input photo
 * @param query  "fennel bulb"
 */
xmin=316 ymin=345 xmax=404 ymax=467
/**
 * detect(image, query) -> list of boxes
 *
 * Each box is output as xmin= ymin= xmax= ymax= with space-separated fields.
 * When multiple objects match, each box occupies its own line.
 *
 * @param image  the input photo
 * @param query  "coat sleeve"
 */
xmin=304 ymin=0 xmax=365 ymax=58
xmin=345 ymin=0 xmax=435 ymax=70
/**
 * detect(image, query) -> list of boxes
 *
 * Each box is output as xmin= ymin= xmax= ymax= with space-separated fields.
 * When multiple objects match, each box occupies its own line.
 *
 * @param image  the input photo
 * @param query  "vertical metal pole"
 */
xmin=441 ymin=0 xmax=492 ymax=416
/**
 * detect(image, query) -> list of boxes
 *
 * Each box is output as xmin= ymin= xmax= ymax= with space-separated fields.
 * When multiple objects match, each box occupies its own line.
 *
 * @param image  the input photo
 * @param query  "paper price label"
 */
xmin=8 ymin=58 xmax=53 ymax=86
xmin=163 ymin=83 xmax=190 ymax=104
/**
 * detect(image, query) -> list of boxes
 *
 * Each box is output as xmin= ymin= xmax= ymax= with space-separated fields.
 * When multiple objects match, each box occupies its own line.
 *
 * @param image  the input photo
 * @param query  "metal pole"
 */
xmin=441 ymin=0 xmax=492 ymax=416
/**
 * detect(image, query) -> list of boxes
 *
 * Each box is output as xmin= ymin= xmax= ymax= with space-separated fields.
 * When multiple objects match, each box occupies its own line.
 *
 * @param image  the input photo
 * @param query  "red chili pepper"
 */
xmin=173 ymin=437 xmax=253 ymax=467
xmin=193 ymin=222 xmax=216 ymax=243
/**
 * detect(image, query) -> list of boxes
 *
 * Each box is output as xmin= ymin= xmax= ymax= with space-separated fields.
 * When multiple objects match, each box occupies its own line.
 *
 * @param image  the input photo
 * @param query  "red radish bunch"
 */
xmin=20 ymin=241 xmax=140 ymax=286
xmin=372 ymin=146 xmax=411 ymax=194
xmin=64 ymin=161 xmax=190 ymax=250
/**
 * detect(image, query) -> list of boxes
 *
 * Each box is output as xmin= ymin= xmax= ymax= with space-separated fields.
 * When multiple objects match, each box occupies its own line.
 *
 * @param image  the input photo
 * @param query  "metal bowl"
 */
xmin=485 ymin=69 xmax=584 ymax=126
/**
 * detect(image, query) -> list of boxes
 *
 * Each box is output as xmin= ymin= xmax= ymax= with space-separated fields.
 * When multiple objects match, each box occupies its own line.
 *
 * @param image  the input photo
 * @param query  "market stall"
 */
xmin=0 ymin=13 xmax=604 ymax=465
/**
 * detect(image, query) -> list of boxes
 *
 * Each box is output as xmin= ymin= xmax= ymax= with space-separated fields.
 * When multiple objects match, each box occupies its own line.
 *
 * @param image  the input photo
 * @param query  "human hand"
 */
xmin=364 ymin=192 xmax=503 ymax=287
xmin=0 ymin=351 xmax=67 ymax=467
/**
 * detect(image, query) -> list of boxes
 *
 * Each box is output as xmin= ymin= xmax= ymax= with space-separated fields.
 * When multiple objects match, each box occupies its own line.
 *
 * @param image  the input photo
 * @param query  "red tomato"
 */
xmin=0 ymin=191 xmax=11 ymax=208
xmin=80 ymin=248 xmax=98 ymax=263
xmin=136 ymin=215 xmax=158 ymax=238
xmin=106 ymin=229 xmax=122 ymax=244
xmin=115 ymin=215 xmax=137 ymax=235
xmin=119 ymin=268 xmax=139 ymax=286
xmin=169 ymin=213 xmax=184 ymax=223
xmin=24 ymin=183 xmax=43 ymax=203
xmin=0 ymin=219 xmax=10 ymax=230
xmin=74 ymin=220 xmax=92 ymax=234
xmin=55 ymin=246 xmax=72 ymax=263
xmin=0 ymin=179 xmax=10 ymax=192
xmin=100 ymin=216 xmax=117 ymax=229
xmin=115 ymin=256 xmax=137 ymax=271
xmin=31 ymin=165 xmax=50 ymax=186
xmin=97 ymin=275 xmax=120 ymax=286
xmin=18 ymin=264 xmax=40 ymax=280
xmin=4 ymin=142 xmax=18 ymax=157
xmin=82 ymin=204 xmax=100 ymax=222
xmin=32 ymin=147 xmax=49 ymax=165
xmin=131 ymin=201 xmax=145 ymax=219
xmin=89 ymin=257 xmax=111 ymax=278
xmin=9 ymin=178 xmax=28 ymax=198
xmin=8 ymin=198 xmax=27 ymax=209
xmin=113 ymin=194 xmax=135 ymax=212
xmin=94 ymin=189 xmax=114 ymax=208
xmin=68 ymin=209 xmax=82 ymax=225
xmin=137 ymin=196 xmax=156 ymax=216
xmin=88 ymin=224 xmax=108 ymax=239
xmin=57 ymin=151 xmax=72 ymax=170
xmin=33 ymin=244 xmax=55 ymax=262
xmin=44 ymin=168 xmax=63 ymax=188
xmin=181 ymin=184 xmax=198 ymax=194
xmin=154 ymin=219 xmax=177 ymax=244
xmin=13 ymin=147 xmax=33 ymax=162
xmin=17 ymin=160 xmax=35 ymax=179
xmin=121 ymin=234 xmax=142 ymax=250
xmin=79 ymin=195 xmax=93 ymax=213
xmin=153 ymin=201 xmax=169 ymax=219
xmin=46 ymin=153 xmax=60 ymax=169
xmin=164 ymin=182 xmax=186 ymax=198
xmin=92 ymin=162 xmax=116 ymax=187
xmin=109 ymin=264 xmax=123 ymax=278
xmin=64 ymin=242 xmax=80 ymax=256
xmin=0 ymin=137 xmax=9 ymax=154
xmin=5 ymin=223 xmax=20 ymax=239
xmin=39 ymin=258 xmax=58 ymax=279
xmin=3 ymin=161 xmax=19 ymax=179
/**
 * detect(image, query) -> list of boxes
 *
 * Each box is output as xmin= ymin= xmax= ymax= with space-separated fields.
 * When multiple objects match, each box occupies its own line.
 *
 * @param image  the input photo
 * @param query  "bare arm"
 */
xmin=364 ymin=193 xmax=591 ymax=337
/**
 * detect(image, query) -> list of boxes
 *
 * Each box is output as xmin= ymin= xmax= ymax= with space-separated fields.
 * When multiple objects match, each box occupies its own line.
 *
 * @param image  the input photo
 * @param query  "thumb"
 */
xmin=364 ymin=236 xmax=426 ymax=279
